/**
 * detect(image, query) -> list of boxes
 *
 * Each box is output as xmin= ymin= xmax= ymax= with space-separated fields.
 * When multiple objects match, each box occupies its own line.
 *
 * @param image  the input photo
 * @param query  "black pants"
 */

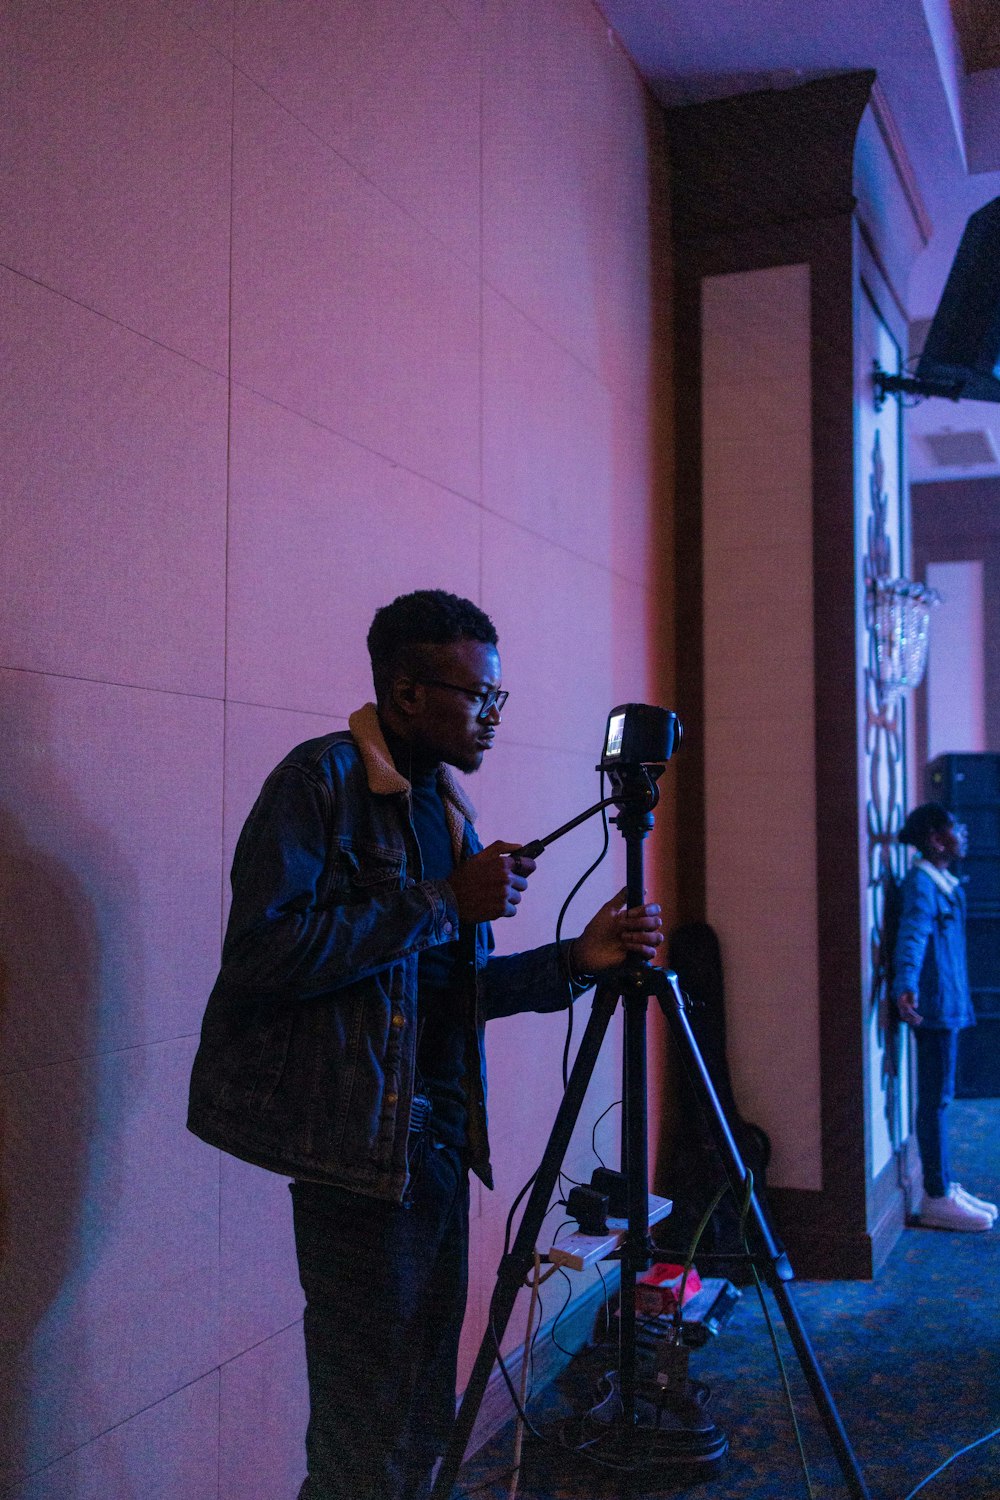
xmin=290 ymin=1140 xmax=469 ymax=1500
xmin=914 ymin=1026 xmax=959 ymax=1199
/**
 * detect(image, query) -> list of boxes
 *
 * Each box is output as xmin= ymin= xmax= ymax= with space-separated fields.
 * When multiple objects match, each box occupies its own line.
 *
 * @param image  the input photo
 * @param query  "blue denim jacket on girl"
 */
xmin=892 ymin=861 xmax=975 ymax=1030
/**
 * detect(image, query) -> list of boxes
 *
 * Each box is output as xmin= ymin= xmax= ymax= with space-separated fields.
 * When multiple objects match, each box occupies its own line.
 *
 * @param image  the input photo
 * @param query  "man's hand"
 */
xmin=571 ymin=889 xmax=664 ymax=974
xmin=896 ymin=990 xmax=922 ymax=1027
xmin=447 ymin=841 xmax=537 ymax=923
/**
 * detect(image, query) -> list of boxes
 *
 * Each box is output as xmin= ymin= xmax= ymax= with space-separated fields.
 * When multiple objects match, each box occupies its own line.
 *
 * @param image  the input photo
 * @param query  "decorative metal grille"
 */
xmin=864 ymin=430 xmax=908 ymax=1010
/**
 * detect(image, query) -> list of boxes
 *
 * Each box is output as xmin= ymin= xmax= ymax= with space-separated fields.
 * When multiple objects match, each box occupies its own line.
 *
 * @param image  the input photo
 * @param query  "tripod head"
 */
xmin=601 ymin=703 xmax=681 ymax=842
xmin=513 ymin=704 xmax=682 ymax=862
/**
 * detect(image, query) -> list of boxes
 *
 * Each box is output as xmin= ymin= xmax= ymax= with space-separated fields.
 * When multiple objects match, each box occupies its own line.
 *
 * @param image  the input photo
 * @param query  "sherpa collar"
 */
xmin=914 ymin=857 xmax=960 ymax=899
xmin=347 ymin=704 xmax=478 ymax=862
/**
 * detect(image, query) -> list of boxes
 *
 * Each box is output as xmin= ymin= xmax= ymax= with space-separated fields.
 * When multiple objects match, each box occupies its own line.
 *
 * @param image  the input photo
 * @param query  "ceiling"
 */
xmin=594 ymin=0 xmax=1000 ymax=482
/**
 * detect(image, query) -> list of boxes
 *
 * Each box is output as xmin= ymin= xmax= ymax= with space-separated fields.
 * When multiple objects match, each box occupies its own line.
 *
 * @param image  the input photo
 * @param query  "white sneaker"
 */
xmin=951 ymin=1183 xmax=998 ymax=1223
xmin=919 ymin=1192 xmax=992 ymax=1231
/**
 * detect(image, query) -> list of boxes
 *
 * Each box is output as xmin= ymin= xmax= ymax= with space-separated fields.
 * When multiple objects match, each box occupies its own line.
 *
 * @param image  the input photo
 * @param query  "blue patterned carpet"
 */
xmin=455 ymin=1100 xmax=999 ymax=1500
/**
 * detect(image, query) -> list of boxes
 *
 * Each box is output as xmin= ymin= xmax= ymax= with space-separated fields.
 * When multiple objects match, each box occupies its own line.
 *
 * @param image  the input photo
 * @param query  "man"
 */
xmin=893 ymin=801 xmax=996 ymax=1232
xmin=188 ymin=589 xmax=664 ymax=1499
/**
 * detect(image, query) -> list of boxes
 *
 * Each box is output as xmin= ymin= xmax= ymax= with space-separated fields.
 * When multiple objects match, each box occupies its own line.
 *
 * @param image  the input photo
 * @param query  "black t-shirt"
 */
xmin=408 ymin=766 xmax=467 ymax=1149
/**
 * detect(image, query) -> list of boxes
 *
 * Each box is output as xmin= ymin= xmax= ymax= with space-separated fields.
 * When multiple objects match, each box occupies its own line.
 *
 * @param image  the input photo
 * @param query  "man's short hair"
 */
xmin=899 ymin=802 xmax=952 ymax=854
xmin=367 ymin=590 xmax=498 ymax=703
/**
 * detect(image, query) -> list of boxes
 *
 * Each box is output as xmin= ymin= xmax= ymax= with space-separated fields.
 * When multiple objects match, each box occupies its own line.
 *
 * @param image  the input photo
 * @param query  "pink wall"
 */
xmin=700 ymin=264 xmax=822 ymax=1192
xmin=0 ymin=1 xmax=672 ymax=1494
xmin=925 ymin=560 xmax=987 ymax=760
xmin=912 ymin=477 xmax=1000 ymax=789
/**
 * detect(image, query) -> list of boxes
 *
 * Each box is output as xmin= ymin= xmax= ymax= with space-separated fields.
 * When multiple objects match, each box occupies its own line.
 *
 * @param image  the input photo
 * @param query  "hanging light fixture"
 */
xmin=867 ymin=577 xmax=940 ymax=707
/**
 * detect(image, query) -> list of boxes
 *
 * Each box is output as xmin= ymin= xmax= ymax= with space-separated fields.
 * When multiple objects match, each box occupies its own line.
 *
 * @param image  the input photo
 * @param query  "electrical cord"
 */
xmin=594 ymin=1258 xmax=611 ymax=1338
xmin=508 ymin=1249 xmax=546 ymax=1500
xmin=746 ymin=1255 xmax=815 ymax=1500
xmin=558 ymin=1167 xmax=583 ymax=1196
xmin=653 ymin=1167 xmax=813 ymax=1498
xmin=502 ymin=1172 xmax=537 ymax=1258
xmin=500 ymin=791 xmax=611 ymax=1269
xmin=484 ymin=1246 xmax=566 ymax=1461
xmin=455 ymin=1468 xmax=521 ymax=1499
xmin=548 ymin=1266 xmax=577 ymax=1357
xmin=556 ymin=772 xmax=610 ymax=1089
xmin=493 ymin=778 xmax=621 ymax=1471
xmin=459 ymin=1393 xmax=1000 ymax=1500
xmin=733 ymin=1176 xmax=1000 ymax=1500
xmin=673 ymin=1181 xmax=729 ymax=1329
xmin=698 ymin=1169 xmax=814 ymax=1500
xmin=502 ymin=1172 xmax=571 ymax=1264
xmin=486 ymin=1207 xmax=748 ymax=1485
xmin=651 ymin=1246 xmax=755 ymax=1265
xmin=486 ymin=1304 xmax=675 ymax=1476
xmin=901 ymin=1425 xmax=1000 ymax=1498
xmin=488 ymin=1306 xmax=549 ymax=1446
xmin=492 ymin=1155 xmax=741 ymax=1473
xmin=740 ymin=1206 xmax=1000 ymax=1500
xmin=496 ymin=1157 xmax=1000 ymax=1500
xmin=590 ymin=1097 xmax=621 ymax=1171
xmin=527 ymin=1282 xmax=549 ymax=1399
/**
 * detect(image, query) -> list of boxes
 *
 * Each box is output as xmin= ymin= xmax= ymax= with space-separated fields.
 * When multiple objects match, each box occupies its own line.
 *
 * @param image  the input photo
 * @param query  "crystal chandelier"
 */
xmin=868 ymin=578 xmax=940 ymax=707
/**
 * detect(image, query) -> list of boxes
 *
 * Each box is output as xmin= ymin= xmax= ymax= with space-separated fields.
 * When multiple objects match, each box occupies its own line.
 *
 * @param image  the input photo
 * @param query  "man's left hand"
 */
xmin=571 ymin=890 xmax=664 ymax=974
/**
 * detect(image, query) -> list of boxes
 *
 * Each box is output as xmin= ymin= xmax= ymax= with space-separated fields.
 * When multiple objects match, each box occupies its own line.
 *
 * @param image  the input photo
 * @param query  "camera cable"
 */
xmin=501 ymin=787 xmax=611 ymax=1264
xmin=555 ymin=770 xmax=610 ymax=1090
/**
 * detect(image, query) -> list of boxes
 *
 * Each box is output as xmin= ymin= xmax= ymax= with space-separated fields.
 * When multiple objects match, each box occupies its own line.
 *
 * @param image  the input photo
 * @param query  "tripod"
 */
xmin=431 ymin=765 xmax=871 ymax=1499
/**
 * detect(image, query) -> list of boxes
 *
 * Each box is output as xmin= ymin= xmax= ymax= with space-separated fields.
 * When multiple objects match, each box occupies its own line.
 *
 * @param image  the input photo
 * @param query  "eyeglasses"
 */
xmin=419 ymin=678 xmax=508 ymax=721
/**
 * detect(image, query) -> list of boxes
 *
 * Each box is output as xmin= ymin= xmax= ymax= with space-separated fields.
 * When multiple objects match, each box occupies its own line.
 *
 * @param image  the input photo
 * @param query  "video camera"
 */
xmin=599 ymin=704 xmax=682 ymax=772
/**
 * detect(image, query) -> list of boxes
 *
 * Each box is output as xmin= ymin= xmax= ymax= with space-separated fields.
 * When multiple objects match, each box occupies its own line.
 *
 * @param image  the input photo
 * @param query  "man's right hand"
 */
xmin=447 ymin=841 xmax=537 ymax=922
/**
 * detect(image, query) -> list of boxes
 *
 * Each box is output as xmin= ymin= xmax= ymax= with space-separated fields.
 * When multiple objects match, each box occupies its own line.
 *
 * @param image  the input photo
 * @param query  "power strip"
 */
xmin=546 ymin=1194 xmax=673 ymax=1271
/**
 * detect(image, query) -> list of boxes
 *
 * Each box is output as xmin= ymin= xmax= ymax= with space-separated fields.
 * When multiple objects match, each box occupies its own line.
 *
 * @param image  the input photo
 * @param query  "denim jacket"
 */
xmin=891 ymin=861 xmax=974 ymax=1031
xmin=187 ymin=704 xmax=577 ymax=1200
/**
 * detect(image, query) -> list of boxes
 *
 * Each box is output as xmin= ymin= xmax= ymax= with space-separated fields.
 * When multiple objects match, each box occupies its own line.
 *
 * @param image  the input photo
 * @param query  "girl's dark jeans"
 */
xmin=291 ymin=1139 xmax=469 ymax=1500
xmin=914 ymin=1026 xmax=959 ymax=1199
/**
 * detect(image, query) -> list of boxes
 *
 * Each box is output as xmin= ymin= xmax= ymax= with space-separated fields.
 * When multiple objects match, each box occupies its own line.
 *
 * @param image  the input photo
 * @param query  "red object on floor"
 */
xmin=636 ymin=1262 xmax=702 ymax=1316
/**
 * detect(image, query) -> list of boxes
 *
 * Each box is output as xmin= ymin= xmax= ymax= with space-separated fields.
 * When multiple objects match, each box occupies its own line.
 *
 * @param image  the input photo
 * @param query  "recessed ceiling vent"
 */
xmin=922 ymin=428 xmax=999 ymax=467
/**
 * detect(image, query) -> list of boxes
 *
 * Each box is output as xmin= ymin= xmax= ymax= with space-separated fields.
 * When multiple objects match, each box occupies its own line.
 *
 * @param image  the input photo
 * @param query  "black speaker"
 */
xmin=927 ymin=755 xmax=1000 ymax=1095
xmin=917 ymin=196 xmax=1000 ymax=404
xmin=928 ymin=752 xmax=1000 ymax=808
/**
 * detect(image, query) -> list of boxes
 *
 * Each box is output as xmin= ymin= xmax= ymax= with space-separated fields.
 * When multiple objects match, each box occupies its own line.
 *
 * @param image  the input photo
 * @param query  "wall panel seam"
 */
xmin=0 ymin=261 xmax=229 ymax=384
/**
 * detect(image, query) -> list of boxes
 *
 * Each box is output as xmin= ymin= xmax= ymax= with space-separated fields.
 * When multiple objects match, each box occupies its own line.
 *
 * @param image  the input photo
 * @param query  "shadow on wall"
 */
xmin=0 ymin=675 xmax=141 ymax=1485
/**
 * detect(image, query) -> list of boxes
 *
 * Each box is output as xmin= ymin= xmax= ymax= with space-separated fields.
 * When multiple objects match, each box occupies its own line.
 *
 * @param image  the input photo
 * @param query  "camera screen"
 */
xmin=605 ymin=712 xmax=626 ymax=759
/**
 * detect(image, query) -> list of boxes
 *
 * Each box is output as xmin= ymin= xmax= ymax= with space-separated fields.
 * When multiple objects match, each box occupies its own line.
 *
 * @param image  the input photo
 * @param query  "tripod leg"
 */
xmin=614 ymin=812 xmax=658 ymax=1439
xmin=618 ymin=983 xmax=654 ymax=1435
xmin=430 ymin=980 xmax=622 ymax=1499
xmin=654 ymin=968 xmax=872 ymax=1500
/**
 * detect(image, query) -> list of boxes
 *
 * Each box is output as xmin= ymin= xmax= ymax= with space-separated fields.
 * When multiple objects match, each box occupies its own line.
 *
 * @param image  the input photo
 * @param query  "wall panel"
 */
xmin=0 ymin=0 xmax=231 ymax=368
xmin=0 ymin=0 xmax=670 ymax=1489
xmin=701 ymin=264 xmax=821 ymax=1190
xmin=230 ymin=76 xmax=481 ymax=500
xmin=0 ymin=273 xmax=228 ymax=697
